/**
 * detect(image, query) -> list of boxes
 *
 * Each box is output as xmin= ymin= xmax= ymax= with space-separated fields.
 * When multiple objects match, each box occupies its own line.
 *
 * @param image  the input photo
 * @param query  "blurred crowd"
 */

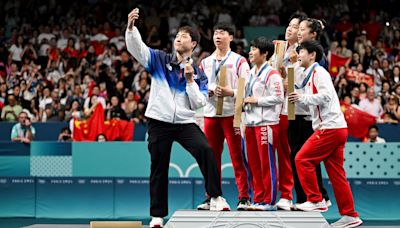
xmin=0 ymin=0 xmax=399 ymax=128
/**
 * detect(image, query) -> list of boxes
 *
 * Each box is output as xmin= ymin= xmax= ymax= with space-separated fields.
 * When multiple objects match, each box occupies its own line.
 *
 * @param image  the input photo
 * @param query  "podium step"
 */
xmin=165 ymin=210 xmax=330 ymax=228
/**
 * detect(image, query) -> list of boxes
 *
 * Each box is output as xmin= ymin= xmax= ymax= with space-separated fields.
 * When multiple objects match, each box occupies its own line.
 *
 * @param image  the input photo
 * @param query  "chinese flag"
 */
xmin=340 ymin=102 xmax=376 ymax=139
xmin=117 ymin=119 xmax=135 ymax=141
xmin=329 ymin=53 xmax=350 ymax=77
xmin=104 ymin=119 xmax=135 ymax=141
xmin=73 ymin=105 xmax=134 ymax=141
xmin=72 ymin=120 xmax=88 ymax=141
xmin=104 ymin=119 xmax=119 ymax=141
xmin=73 ymin=104 xmax=105 ymax=141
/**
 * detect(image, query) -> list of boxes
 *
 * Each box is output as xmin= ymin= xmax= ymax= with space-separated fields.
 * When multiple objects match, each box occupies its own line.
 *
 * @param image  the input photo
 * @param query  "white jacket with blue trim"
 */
xmin=125 ymin=27 xmax=208 ymax=124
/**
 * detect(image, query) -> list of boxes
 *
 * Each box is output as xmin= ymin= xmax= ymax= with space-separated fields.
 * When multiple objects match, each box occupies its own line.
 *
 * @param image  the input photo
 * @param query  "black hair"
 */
xmin=88 ymin=94 xmax=98 ymax=108
xmin=359 ymin=82 xmax=369 ymax=90
xmin=250 ymin=37 xmax=275 ymax=60
xmin=121 ymin=62 xmax=130 ymax=69
xmin=302 ymin=18 xmax=324 ymax=41
xmin=288 ymin=12 xmax=308 ymax=24
xmin=177 ymin=26 xmax=201 ymax=49
xmin=96 ymin=133 xmax=107 ymax=141
xmin=298 ymin=40 xmax=324 ymax=62
xmin=369 ymin=125 xmax=379 ymax=131
xmin=213 ymin=22 xmax=236 ymax=36
xmin=60 ymin=126 xmax=71 ymax=134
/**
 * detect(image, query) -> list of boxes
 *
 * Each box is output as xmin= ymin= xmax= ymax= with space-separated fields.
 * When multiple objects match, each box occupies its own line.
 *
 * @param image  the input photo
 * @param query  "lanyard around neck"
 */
xmin=245 ymin=63 xmax=270 ymax=97
xmin=212 ymin=51 xmax=232 ymax=83
xmin=295 ymin=63 xmax=319 ymax=89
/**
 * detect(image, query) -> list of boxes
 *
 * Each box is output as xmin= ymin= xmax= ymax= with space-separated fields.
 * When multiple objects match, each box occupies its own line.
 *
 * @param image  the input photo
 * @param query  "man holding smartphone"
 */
xmin=11 ymin=111 xmax=35 ymax=143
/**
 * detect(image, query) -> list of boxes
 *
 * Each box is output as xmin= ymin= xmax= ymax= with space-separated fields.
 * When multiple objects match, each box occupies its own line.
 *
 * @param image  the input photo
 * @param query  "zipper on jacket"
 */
xmin=172 ymin=89 xmax=177 ymax=123
xmin=172 ymin=68 xmax=180 ymax=123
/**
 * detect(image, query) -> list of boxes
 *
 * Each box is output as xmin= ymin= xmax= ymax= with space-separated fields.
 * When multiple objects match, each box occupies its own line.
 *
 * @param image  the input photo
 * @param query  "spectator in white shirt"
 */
xmin=83 ymin=85 xmax=106 ymax=110
xmin=109 ymin=27 xmax=125 ymax=51
xmin=9 ymin=35 xmax=24 ymax=65
xmin=46 ymin=60 xmax=62 ymax=84
xmin=366 ymin=59 xmax=384 ymax=94
xmin=37 ymin=25 xmax=56 ymax=44
xmin=364 ymin=125 xmax=386 ymax=143
xmin=57 ymin=29 xmax=70 ymax=50
xmin=359 ymin=88 xmax=384 ymax=119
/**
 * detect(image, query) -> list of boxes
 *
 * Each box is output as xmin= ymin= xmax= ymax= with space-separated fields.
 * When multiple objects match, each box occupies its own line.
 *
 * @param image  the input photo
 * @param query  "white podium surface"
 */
xmin=165 ymin=210 xmax=330 ymax=228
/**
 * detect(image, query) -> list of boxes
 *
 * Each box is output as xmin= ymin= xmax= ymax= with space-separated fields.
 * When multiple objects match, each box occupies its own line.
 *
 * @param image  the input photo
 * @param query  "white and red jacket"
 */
xmin=244 ymin=62 xmax=284 ymax=126
xmin=298 ymin=62 xmax=347 ymax=130
xmin=200 ymin=50 xmax=250 ymax=117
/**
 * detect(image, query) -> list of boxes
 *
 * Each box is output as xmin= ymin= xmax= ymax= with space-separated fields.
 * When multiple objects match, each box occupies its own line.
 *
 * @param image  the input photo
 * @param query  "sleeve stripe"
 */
xmin=237 ymin=57 xmax=247 ymax=72
xmin=200 ymin=60 xmax=205 ymax=71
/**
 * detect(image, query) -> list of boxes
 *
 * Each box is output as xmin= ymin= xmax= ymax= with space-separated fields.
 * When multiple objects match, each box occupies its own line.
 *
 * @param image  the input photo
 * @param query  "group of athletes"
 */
xmin=126 ymin=7 xmax=363 ymax=228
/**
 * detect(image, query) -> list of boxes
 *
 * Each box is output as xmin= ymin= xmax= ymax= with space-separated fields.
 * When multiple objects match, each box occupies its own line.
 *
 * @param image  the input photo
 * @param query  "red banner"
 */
xmin=340 ymin=102 xmax=376 ymax=139
xmin=329 ymin=53 xmax=350 ymax=77
xmin=104 ymin=119 xmax=135 ymax=141
xmin=73 ymin=104 xmax=104 ymax=141
xmin=345 ymin=70 xmax=374 ymax=87
xmin=73 ymin=104 xmax=134 ymax=141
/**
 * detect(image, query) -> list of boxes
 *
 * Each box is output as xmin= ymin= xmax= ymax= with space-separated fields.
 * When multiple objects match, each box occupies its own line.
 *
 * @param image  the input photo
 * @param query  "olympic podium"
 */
xmin=165 ymin=210 xmax=330 ymax=228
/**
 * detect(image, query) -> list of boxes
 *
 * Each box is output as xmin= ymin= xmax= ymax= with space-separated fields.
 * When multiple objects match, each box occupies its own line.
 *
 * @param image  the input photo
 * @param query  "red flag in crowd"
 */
xmin=104 ymin=119 xmax=135 ymax=141
xmin=73 ymin=104 xmax=105 ymax=141
xmin=329 ymin=53 xmax=351 ymax=77
xmin=340 ymin=102 xmax=376 ymax=139
xmin=73 ymin=104 xmax=134 ymax=141
xmin=345 ymin=69 xmax=375 ymax=87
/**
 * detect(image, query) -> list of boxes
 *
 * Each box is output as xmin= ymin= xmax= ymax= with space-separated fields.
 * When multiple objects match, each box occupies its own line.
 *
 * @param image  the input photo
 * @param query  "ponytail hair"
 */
xmin=318 ymin=19 xmax=327 ymax=30
xmin=303 ymin=18 xmax=324 ymax=41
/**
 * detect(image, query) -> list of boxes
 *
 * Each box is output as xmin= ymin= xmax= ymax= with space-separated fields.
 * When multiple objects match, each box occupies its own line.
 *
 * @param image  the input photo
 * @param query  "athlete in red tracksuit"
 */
xmin=244 ymin=37 xmax=284 ymax=210
xmin=197 ymin=22 xmax=251 ymax=210
xmin=288 ymin=40 xmax=362 ymax=228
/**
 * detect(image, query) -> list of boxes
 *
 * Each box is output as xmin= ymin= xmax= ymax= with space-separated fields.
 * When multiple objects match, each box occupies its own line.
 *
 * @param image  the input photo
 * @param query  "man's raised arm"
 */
xmin=125 ymin=8 xmax=151 ymax=69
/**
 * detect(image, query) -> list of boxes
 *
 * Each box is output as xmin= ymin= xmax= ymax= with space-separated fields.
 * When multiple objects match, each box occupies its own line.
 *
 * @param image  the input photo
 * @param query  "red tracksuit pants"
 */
xmin=277 ymin=114 xmax=293 ymax=200
xmin=204 ymin=116 xmax=250 ymax=200
xmin=245 ymin=124 xmax=279 ymax=204
xmin=295 ymin=128 xmax=359 ymax=217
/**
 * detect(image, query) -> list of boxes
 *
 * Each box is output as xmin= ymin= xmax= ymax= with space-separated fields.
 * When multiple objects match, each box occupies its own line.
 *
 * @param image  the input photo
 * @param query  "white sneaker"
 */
xmin=292 ymin=203 xmax=300 ymax=211
xmin=149 ymin=217 xmax=163 ymax=228
xmin=296 ymin=200 xmax=328 ymax=212
xmin=210 ymin=196 xmax=230 ymax=211
xmin=276 ymin=198 xmax=293 ymax=211
xmin=248 ymin=202 xmax=277 ymax=211
xmin=326 ymin=199 xmax=332 ymax=207
xmin=331 ymin=216 xmax=363 ymax=228
xmin=236 ymin=198 xmax=251 ymax=211
xmin=197 ymin=198 xmax=210 ymax=210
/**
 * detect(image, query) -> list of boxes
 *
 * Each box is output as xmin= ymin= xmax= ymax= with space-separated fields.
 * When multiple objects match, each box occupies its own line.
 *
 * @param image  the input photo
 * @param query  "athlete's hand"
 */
xmin=289 ymin=49 xmax=298 ymax=63
xmin=279 ymin=66 xmax=287 ymax=79
xmin=127 ymin=8 xmax=139 ymax=31
xmin=288 ymin=92 xmax=301 ymax=103
xmin=184 ymin=58 xmax=194 ymax=83
xmin=244 ymin=97 xmax=258 ymax=104
xmin=215 ymin=85 xmax=234 ymax=97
